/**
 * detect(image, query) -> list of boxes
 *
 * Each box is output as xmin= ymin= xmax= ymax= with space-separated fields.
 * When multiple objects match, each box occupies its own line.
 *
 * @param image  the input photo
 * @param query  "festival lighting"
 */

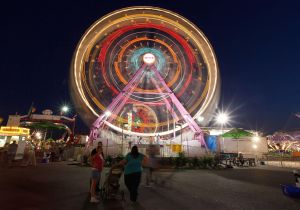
xmin=71 ymin=6 xmax=220 ymax=137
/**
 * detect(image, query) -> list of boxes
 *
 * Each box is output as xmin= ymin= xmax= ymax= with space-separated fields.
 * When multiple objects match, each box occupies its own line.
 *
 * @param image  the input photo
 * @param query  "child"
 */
xmin=293 ymin=170 xmax=300 ymax=188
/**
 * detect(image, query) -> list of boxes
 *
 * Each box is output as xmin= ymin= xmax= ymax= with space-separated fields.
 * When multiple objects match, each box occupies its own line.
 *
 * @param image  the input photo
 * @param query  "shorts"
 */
xmin=91 ymin=169 xmax=100 ymax=180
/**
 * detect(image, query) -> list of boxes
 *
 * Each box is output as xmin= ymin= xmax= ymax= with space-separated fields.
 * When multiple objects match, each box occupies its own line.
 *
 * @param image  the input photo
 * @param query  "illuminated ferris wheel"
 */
xmin=70 ymin=6 xmax=220 ymax=147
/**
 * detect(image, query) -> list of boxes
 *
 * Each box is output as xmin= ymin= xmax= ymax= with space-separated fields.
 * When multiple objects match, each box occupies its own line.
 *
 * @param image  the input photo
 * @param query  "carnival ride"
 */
xmin=70 ymin=7 xmax=220 ymax=149
xmin=19 ymin=109 xmax=76 ymax=142
xmin=267 ymin=113 xmax=300 ymax=152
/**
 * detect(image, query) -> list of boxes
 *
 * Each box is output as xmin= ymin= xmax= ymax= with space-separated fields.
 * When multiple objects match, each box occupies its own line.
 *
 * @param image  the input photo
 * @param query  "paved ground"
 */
xmin=0 ymin=162 xmax=299 ymax=210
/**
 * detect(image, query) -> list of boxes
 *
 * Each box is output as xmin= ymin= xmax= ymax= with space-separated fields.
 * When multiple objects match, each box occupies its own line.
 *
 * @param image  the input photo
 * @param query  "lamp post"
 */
xmin=216 ymin=112 xmax=229 ymax=153
xmin=252 ymin=134 xmax=260 ymax=164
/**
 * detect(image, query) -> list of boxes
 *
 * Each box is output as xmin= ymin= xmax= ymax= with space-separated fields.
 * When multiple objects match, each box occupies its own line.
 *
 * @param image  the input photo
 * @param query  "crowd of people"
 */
xmin=0 ymin=140 xmax=66 ymax=167
xmin=0 ymin=139 xmax=157 ymax=205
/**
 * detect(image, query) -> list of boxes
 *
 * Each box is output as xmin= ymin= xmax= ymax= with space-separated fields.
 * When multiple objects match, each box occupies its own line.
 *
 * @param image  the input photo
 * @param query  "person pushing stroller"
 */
xmin=113 ymin=146 xmax=147 ymax=202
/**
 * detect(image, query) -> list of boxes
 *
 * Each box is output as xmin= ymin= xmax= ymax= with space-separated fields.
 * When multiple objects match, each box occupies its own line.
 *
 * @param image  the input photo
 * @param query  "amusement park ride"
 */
xmin=70 ymin=7 xmax=220 ymax=151
xmin=89 ymin=53 xmax=207 ymax=148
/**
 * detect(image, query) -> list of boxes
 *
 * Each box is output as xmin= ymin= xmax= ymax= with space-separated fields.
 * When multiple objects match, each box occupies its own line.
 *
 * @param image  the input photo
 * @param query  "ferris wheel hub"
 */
xmin=143 ymin=53 xmax=156 ymax=65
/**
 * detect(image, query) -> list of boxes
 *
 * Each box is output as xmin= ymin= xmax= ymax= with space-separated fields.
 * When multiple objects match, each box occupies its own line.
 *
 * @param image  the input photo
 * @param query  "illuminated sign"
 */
xmin=0 ymin=126 xmax=30 ymax=136
xmin=143 ymin=53 xmax=155 ymax=65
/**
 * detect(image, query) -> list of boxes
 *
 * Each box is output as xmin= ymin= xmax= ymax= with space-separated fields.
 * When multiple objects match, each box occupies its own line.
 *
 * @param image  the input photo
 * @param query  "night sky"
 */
xmin=1 ymin=0 xmax=300 ymax=135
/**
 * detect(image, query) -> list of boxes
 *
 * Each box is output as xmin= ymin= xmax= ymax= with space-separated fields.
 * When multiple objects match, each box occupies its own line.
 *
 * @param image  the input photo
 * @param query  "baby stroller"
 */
xmin=281 ymin=170 xmax=300 ymax=198
xmin=101 ymin=165 xmax=125 ymax=200
xmin=281 ymin=184 xmax=300 ymax=198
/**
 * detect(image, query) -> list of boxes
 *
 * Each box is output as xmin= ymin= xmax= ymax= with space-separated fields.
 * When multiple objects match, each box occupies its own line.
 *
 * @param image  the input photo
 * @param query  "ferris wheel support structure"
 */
xmin=88 ymin=64 xmax=147 ymax=146
xmin=88 ymin=62 xmax=207 ymax=150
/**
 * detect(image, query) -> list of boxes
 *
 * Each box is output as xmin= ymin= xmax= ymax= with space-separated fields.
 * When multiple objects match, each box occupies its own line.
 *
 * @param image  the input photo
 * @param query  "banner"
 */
xmin=171 ymin=144 xmax=182 ymax=153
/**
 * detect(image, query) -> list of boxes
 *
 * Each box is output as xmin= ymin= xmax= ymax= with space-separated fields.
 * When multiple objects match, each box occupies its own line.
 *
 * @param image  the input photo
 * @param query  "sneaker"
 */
xmin=90 ymin=197 xmax=100 ymax=203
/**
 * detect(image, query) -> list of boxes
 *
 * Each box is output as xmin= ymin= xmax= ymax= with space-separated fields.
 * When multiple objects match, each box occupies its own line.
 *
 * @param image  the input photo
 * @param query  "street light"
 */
xmin=216 ymin=113 xmax=229 ymax=125
xmin=216 ymin=112 xmax=229 ymax=153
xmin=61 ymin=105 xmax=69 ymax=114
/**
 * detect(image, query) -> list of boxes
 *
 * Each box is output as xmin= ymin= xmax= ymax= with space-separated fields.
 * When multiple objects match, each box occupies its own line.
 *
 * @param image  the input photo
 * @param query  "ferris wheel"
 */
xmin=70 ymin=7 xmax=220 ymax=147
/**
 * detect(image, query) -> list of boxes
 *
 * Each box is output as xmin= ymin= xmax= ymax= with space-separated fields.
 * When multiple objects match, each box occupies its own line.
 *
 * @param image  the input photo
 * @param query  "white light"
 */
xmin=35 ymin=132 xmax=42 ymax=140
xmin=252 ymin=144 xmax=258 ymax=149
xmin=197 ymin=116 xmax=204 ymax=122
xmin=143 ymin=53 xmax=155 ymax=65
xmin=62 ymin=106 xmax=69 ymax=113
xmin=105 ymin=111 xmax=112 ymax=117
xmin=216 ymin=113 xmax=229 ymax=124
xmin=252 ymin=136 xmax=260 ymax=141
xmin=176 ymin=124 xmax=182 ymax=128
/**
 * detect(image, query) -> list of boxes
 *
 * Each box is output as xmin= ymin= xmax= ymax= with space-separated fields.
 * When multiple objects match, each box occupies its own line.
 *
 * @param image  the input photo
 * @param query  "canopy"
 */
xmin=222 ymin=128 xmax=253 ymax=138
xmin=23 ymin=122 xmax=67 ymax=130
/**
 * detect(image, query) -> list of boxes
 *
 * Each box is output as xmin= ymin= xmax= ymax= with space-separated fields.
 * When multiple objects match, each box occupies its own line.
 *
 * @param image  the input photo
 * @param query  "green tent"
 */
xmin=222 ymin=128 xmax=253 ymax=138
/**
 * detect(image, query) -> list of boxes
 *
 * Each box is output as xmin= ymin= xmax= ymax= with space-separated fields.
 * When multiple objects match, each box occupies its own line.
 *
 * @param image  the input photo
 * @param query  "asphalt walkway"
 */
xmin=0 ymin=162 xmax=299 ymax=210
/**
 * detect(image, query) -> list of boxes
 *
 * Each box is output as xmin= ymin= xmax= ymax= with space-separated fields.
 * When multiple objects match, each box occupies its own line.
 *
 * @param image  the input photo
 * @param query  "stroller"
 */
xmin=281 ymin=170 xmax=300 ymax=198
xmin=101 ymin=165 xmax=125 ymax=200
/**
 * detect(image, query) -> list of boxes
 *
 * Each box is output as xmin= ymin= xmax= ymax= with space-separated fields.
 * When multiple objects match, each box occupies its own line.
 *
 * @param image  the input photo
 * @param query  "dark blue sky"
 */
xmin=1 ymin=0 xmax=300 ymax=134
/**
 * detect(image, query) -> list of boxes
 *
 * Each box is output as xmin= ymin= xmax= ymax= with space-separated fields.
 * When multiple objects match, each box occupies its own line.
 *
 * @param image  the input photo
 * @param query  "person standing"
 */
xmin=1 ymin=143 xmax=9 ymax=167
xmin=145 ymin=146 xmax=158 ymax=186
xmin=90 ymin=148 xmax=103 ymax=203
xmin=115 ymin=146 xmax=147 ymax=202
xmin=7 ymin=141 xmax=18 ymax=167
xmin=96 ymin=146 xmax=104 ymax=192
xmin=27 ymin=143 xmax=36 ymax=167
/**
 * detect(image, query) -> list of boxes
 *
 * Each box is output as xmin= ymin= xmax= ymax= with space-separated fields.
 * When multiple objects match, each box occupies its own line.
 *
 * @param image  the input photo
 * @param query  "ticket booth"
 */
xmin=0 ymin=126 xmax=30 ymax=147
